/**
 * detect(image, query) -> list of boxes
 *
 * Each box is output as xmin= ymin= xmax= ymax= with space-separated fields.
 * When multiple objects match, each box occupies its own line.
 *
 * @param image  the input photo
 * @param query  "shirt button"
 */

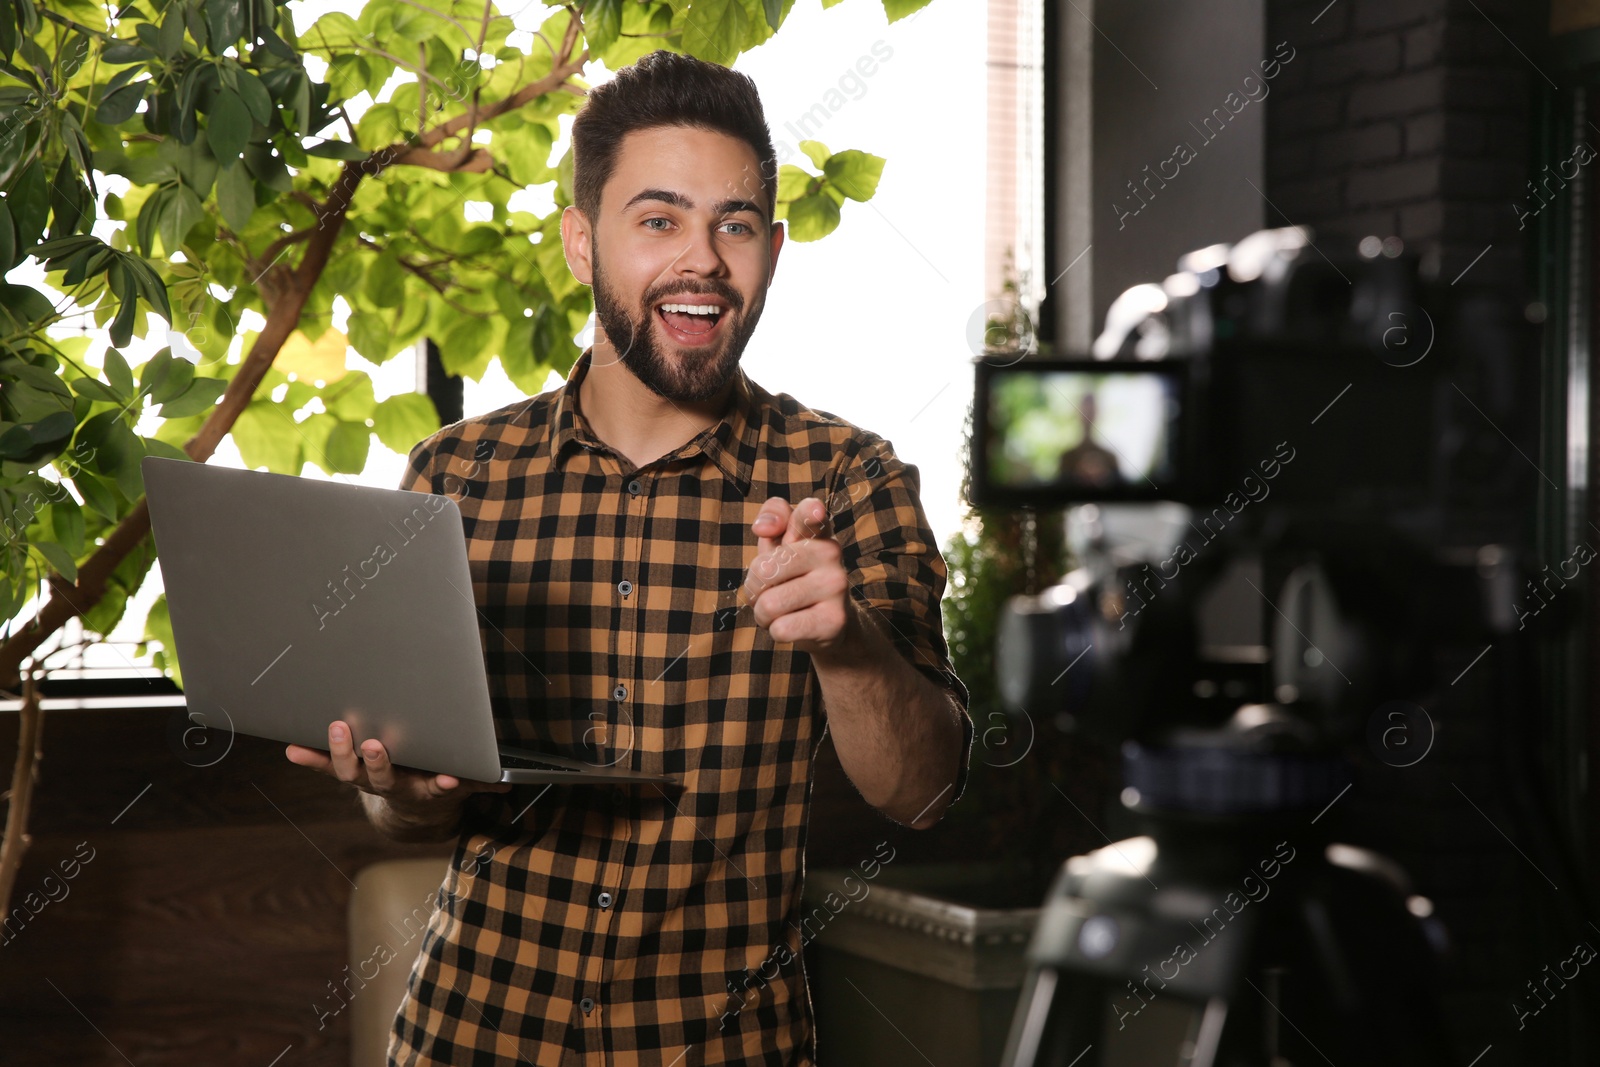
xmin=613 ymin=684 xmax=628 ymax=701
xmin=597 ymin=891 xmax=613 ymax=909
xmin=627 ymin=479 xmax=643 ymax=496
xmin=617 ymin=580 xmax=633 ymax=596
xmin=580 ymin=997 xmax=595 ymax=1015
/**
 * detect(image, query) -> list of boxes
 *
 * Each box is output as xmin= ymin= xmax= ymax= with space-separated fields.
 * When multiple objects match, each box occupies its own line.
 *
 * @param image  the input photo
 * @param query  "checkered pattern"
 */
xmin=386 ymin=350 xmax=972 ymax=1067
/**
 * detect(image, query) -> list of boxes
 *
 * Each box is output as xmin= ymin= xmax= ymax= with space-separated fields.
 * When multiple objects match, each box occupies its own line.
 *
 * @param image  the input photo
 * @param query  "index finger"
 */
xmin=784 ymin=497 xmax=828 ymax=545
xmin=752 ymin=496 xmax=792 ymax=554
xmin=285 ymin=742 xmax=333 ymax=772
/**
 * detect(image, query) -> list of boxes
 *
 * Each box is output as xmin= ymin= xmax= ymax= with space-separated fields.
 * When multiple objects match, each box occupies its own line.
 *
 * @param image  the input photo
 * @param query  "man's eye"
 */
xmin=643 ymin=217 xmax=671 ymax=231
xmin=721 ymin=221 xmax=752 ymax=236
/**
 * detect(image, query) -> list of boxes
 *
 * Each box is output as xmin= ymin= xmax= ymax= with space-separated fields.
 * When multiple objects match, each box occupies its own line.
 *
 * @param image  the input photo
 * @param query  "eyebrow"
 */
xmin=622 ymin=188 xmax=766 ymax=220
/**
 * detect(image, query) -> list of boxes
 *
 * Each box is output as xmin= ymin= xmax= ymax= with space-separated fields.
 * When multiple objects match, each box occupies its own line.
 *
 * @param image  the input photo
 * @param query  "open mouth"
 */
xmin=654 ymin=300 xmax=728 ymax=345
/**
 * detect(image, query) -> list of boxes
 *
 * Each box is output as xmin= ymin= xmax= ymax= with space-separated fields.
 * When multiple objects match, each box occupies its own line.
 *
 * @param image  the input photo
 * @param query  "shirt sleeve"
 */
xmin=825 ymin=431 xmax=975 ymax=806
xmin=399 ymin=432 xmax=441 ymax=493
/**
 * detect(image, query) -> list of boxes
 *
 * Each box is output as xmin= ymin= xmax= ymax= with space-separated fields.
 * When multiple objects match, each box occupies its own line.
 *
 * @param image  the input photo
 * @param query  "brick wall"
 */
xmin=1265 ymin=3 xmax=1587 ymax=1062
xmin=1266 ymin=0 xmax=1536 ymax=292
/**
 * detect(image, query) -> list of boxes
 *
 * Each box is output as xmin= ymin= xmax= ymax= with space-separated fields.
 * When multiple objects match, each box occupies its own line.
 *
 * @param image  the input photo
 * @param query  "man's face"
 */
xmin=564 ymin=125 xmax=784 ymax=403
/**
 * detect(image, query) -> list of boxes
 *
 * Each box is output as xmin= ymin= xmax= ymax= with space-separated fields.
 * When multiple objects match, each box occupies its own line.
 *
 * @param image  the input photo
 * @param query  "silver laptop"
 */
xmin=140 ymin=455 xmax=676 ymax=787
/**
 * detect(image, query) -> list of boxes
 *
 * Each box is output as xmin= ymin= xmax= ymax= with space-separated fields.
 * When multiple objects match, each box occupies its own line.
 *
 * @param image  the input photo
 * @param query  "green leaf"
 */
xmin=345 ymin=310 xmax=384 ymax=362
xmin=158 ymin=5 xmax=185 ymax=60
xmin=161 ymin=128 xmax=219 ymax=195
xmin=259 ymin=22 xmax=295 ymax=60
xmin=823 ymin=149 xmax=885 ymax=202
xmin=71 ymin=472 xmax=118 ymax=522
xmin=784 ymin=192 xmax=841 ymax=242
xmin=459 ymin=225 xmax=502 ymax=255
xmin=101 ymin=41 xmax=152 ymax=64
xmin=108 ymin=265 xmax=140 ymax=348
xmin=215 ymin=155 xmax=256 ymax=230
xmin=235 ymin=70 xmax=273 ymax=125
xmin=309 ymin=10 xmax=362 ymax=44
xmin=242 ymin=144 xmax=292 ymax=191
xmin=10 ymin=363 xmax=70 ymax=397
xmin=881 ymin=0 xmax=935 ymax=21
xmin=208 ymin=88 xmax=252 ymax=165
xmin=47 ymin=156 xmax=87 ymax=239
xmin=776 ymin=164 xmax=813 ymax=202
xmin=33 ymin=540 xmax=78 ymax=582
xmin=0 ymin=202 xmax=14 ymax=270
xmin=157 ymin=376 xmax=228 ymax=418
xmin=324 ymin=420 xmax=370 ymax=474
xmin=29 ymin=409 xmax=77 ymax=444
xmin=584 ymin=0 xmax=623 ymax=52
xmin=304 ymin=138 xmax=368 ymax=160
xmin=682 ymin=0 xmax=748 ymax=62
xmin=51 ymin=499 xmax=85 ymax=555
xmin=385 ymin=3 xmax=440 ymax=42
xmin=291 ymin=69 xmax=312 ymax=134
xmin=323 ymin=372 xmax=376 ymax=421
xmin=103 ymin=348 xmax=135 ymax=397
xmin=371 ymin=392 xmax=440 ymax=454
xmin=762 ymin=0 xmax=783 ymax=30
xmin=70 ymin=377 xmax=123 ymax=402
xmin=0 ymin=283 xmax=54 ymax=325
xmin=501 ymin=121 xmax=555 ymax=186
xmin=152 ymin=354 xmax=195 ymax=403
xmin=205 ymin=0 xmax=245 ymax=51
xmin=96 ymin=83 xmax=146 ymax=125
xmin=158 ymin=184 xmax=206 ymax=254
xmin=140 ymin=347 xmax=174 ymax=395
xmin=141 ymin=593 xmax=182 ymax=688
xmin=135 ymin=186 xmax=165 ymax=256
xmin=798 ymin=140 xmax=831 ymax=170
xmin=441 ymin=316 xmax=493 ymax=375
xmin=297 ymin=411 xmax=338 ymax=474
xmin=12 ymin=160 xmax=48 ymax=248
xmin=0 ymin=424 xmax=33 ymax=459
xmin=230 ymin=398 xmax=299 ymax=472
xmin=365 ymin=250 xmax=405 ymax=308
xmin=141 ymin=436 xmax=192 ymax=463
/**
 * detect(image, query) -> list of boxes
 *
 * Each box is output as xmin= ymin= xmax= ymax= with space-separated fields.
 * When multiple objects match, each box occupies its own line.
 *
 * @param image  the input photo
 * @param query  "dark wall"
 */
xmin=1266 ymin=0 xmax=1534 ymax=290
xmin=1087 ymin=0 xmax=1266 ymax=329
xmin=1264 ymin=2 xmax=1587 ymax=1063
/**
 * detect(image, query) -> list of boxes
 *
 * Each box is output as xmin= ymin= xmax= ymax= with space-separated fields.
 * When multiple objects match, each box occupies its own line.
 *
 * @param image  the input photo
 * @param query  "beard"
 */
xmin=590 ymin=245 xmax=766 ymax=404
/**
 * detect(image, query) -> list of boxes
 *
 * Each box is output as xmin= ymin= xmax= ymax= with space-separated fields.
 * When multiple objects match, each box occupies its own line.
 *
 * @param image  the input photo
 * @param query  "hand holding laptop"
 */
xmin=286 ymin=720 xmax=512 ymax=824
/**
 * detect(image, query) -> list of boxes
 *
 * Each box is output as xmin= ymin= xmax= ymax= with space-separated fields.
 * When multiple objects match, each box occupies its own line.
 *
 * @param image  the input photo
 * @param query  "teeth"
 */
xmin=659 ymin=303 xmax=721 ymax=316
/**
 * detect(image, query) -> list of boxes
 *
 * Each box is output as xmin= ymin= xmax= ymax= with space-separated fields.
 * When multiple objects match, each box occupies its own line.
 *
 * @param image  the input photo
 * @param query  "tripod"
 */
xmin=999 ymin=712 xmax=1458 ymax=1067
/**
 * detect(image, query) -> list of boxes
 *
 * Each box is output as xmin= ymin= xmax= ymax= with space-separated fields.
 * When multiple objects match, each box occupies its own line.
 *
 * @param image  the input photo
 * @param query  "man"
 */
xmin=287 ymin=50 xmax=971 ymax=1066
xmin=1056 ymin=391 xmax=1121 ymax=488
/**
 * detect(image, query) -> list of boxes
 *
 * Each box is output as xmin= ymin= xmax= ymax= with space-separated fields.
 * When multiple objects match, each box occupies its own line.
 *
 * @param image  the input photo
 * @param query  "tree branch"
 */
xmin=355 ymin=235 xmax=486 ymax=317
xmin=0 ymin=665 xmax=43 ymax=926
xmin=399 ymin=14 xmax=585 ymax=157
xmin=257 ymin=227 xmax=314 ymax=274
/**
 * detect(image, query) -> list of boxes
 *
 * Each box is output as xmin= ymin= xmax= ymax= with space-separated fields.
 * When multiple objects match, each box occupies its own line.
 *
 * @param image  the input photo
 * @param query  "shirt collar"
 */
xmin=551 ymin=348 xmax=761 ymax=496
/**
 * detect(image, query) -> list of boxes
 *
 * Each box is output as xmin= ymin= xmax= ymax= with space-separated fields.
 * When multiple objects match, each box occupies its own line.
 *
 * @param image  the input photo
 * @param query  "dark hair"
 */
xmin=571 ymin=50 xmax=778 ymax=228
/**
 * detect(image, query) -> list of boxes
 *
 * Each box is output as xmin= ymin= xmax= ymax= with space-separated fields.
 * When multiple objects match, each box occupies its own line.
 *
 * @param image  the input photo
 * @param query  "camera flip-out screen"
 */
xmin=973 ymin=359 xmax=1186 ymax=507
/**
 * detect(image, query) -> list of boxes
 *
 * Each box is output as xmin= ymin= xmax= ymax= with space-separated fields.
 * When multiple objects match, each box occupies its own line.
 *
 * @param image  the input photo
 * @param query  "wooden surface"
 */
xmin=0 ymin=707 xmax=452 ymax=1066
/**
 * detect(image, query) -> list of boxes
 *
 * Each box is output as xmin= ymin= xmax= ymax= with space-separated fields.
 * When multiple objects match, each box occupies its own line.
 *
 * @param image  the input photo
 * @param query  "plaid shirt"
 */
xmin=386 ymin=350 xmax=972 ymax=1067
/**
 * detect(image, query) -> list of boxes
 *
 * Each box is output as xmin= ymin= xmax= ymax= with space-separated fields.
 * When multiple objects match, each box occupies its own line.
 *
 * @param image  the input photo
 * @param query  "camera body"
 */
xmin=973 ymin=234 xmax=1536 ymax=748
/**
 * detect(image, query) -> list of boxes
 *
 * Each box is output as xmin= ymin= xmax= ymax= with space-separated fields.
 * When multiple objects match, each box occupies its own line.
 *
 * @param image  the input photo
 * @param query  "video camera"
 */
xmin=978 ymin=228 xmax=1539 ymax=1067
